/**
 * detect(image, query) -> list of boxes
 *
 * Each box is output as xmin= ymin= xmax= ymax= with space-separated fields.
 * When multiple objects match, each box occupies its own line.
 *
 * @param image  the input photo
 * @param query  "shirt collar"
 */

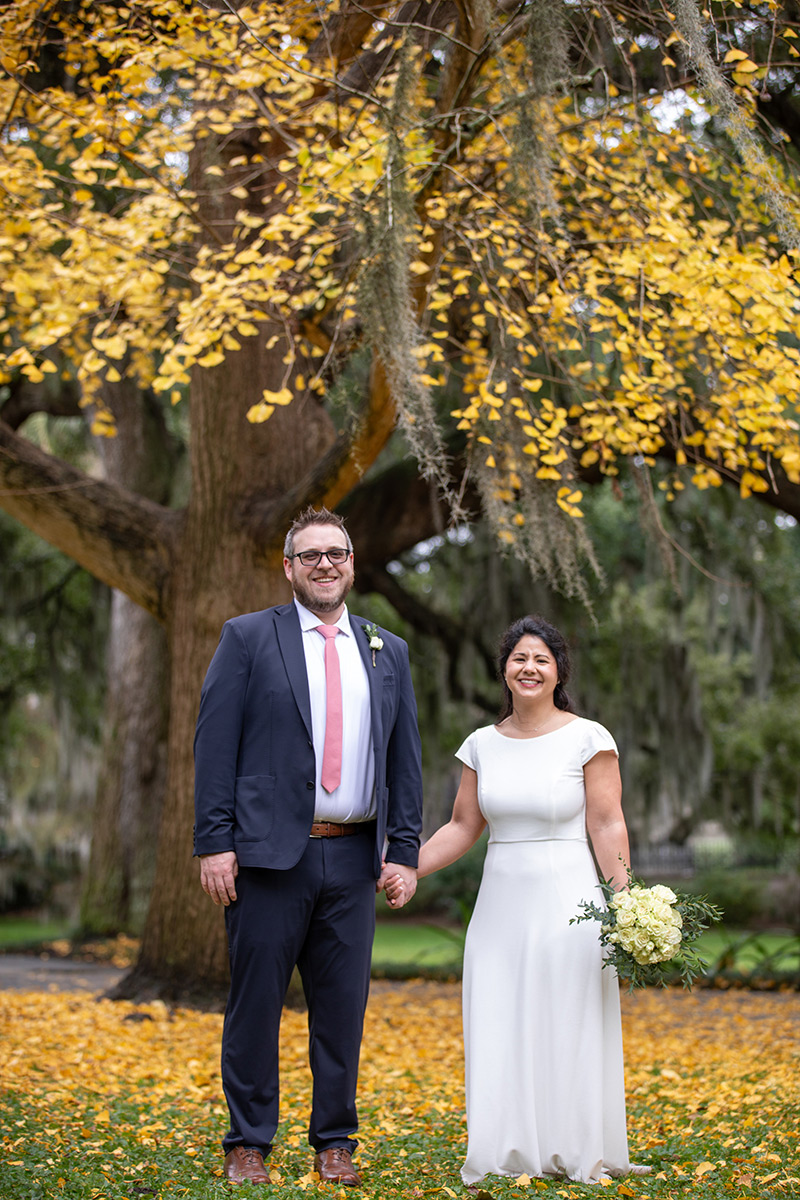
xmin=294 ymin=598 xmax=351 ymax=636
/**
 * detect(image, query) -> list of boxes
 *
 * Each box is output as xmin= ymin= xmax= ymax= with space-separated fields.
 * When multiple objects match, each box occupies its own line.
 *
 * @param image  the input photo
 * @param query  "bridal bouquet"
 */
xmin=572 ymin=869 xmax=723 ymax=990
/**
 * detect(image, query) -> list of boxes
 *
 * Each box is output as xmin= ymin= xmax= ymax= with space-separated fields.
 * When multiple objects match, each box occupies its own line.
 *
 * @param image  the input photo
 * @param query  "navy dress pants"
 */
xmin=221 ymin=826 xmax=376 ymax=1157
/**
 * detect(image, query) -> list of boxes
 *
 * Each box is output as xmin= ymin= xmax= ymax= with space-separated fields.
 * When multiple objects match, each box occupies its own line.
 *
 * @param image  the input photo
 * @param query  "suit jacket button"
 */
xmin=306 ymin=781 xmax=314 ymax=790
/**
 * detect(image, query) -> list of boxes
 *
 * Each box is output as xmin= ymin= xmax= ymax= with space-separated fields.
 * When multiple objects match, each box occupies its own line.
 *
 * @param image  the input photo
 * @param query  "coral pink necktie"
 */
xmin=315 ymin=625 xmax=343 ymax=793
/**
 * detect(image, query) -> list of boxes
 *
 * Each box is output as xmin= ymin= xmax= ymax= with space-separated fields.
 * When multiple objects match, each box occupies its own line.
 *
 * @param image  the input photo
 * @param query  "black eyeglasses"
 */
xmin=289 ymin=547 xmax=350 ymax=567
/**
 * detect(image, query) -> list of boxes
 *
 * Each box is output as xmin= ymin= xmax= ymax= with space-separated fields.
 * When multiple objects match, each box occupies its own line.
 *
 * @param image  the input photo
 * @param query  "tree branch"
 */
xmin=308 ymin=0 xmax=396 ymax=68
xmin=243 ymin=353 xmax=401 ymax=550
xmin=0 ymin=422 xmax=180 ymax=620
xmin=248 ymin=4 xmax=491 ymax=535
xmin=357 ymin=560 xmax=498 ymax=712
xmin=0 ymin=374 xmax=82 ymax=430
xmin=341 ymin=456 xmax=477 ymax=562
xmin=634 ymin=442 xmax=800 ymax=522
xmin=336 ymin=1 xmax=460 ymax=96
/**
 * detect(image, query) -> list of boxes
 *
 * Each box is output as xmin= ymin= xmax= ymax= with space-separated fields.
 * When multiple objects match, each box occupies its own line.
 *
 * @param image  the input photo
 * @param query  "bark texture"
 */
xmin=79 ymin=379 xmax=177 ymax=935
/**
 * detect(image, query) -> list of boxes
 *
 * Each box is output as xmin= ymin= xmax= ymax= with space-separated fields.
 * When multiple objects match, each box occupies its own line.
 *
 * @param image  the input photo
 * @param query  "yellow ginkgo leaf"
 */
xmin=262 ymin=386 xmax=293 ymax=406
xmin=197 ymin=350 xmax=225 ymax=368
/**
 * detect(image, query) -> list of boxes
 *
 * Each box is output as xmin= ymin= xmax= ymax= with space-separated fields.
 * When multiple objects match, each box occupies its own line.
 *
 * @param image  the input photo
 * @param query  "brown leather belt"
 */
xmin=309 ymin=821 xmax=362 ymax=838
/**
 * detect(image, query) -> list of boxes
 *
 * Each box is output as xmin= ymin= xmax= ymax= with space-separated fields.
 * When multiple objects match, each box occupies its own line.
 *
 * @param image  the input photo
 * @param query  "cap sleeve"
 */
xmin=580 ymin=720 xmax=618 ymax=766
xmin=455 ymin=729 xmax=479 ymax=771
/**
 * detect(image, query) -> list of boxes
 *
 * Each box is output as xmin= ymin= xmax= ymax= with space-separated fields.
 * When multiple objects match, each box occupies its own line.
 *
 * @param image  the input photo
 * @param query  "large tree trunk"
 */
xmin=80 ymin=594 xmax=169 ymax=934
xmin=80 ymin=381 xmax=176 ymax=935
xmin=114 ymin=314 xmax=338 ymax=997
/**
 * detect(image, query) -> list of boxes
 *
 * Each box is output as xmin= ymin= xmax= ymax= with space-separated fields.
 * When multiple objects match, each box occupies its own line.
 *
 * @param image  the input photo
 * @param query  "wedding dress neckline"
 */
xmin=492 ymin=714 xmax=580 ymax=741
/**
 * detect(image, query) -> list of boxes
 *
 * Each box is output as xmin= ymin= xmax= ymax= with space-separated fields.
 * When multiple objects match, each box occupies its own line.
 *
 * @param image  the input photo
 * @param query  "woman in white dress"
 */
xmin=388 ymin=616 xmax=643 ymax=1185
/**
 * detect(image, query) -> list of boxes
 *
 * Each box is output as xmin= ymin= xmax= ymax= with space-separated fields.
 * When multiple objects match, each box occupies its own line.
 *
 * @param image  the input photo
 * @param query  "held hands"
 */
xmin=377 ymin=861 xmax=417 ymax=909
xmin=199 ymin=851 xmax=239 ymax=905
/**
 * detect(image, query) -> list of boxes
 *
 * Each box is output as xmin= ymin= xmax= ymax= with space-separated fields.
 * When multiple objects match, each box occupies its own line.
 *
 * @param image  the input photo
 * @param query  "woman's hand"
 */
xmin=383 ymin=872 xmax=407 ymax=907
xmin=377 ymin=860 xmax=416 ymax=908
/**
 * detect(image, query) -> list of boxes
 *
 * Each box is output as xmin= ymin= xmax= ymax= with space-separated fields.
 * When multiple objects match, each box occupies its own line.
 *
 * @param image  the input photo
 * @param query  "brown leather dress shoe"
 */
xmin=224 ymin=1146 xmax=271 ymax=1185
xmin=313 ymin=1147 xmax=361 ymax=1186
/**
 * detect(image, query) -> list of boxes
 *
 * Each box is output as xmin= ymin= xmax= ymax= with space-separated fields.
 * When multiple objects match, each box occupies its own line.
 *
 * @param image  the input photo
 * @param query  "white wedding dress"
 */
xmin=456 ymin=718 xmax=630 ymax=1185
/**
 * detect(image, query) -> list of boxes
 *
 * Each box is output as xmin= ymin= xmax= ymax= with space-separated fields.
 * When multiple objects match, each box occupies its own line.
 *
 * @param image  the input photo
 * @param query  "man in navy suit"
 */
xmin=194 ymin=506 xmax=422 ymax=1188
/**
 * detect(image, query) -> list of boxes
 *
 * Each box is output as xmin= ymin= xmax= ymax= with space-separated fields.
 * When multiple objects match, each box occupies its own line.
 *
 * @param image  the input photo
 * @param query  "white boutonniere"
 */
xmin=362 ymin=622 xmax=384 ymax=667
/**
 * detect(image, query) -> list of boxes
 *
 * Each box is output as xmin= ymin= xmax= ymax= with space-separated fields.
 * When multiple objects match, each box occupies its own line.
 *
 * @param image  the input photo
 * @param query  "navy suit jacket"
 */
xmin=193 ymin=603 xmax=422 ymax=876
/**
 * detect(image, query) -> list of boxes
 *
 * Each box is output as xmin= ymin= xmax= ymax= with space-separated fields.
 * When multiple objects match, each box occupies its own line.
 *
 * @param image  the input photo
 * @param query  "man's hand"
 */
xmin=199 ymin=851 xmax=239 ymax=906
xmin=377 ymin=861 xmax=417 ymax=909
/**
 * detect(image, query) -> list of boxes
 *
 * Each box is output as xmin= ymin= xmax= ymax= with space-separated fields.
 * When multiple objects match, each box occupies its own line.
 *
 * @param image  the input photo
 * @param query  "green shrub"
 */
xmin=734 ymin=833 xmax=800 ymax=872
xmin=694 ymin=868 xmax=763 ymax=928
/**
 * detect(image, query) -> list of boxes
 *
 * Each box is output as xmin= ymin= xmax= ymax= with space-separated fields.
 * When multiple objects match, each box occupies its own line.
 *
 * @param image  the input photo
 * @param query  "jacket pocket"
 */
xmin=234 ymin=774 xmax=276 ymax=842
xmin=381 ymin=673 xmax=398 ymax=724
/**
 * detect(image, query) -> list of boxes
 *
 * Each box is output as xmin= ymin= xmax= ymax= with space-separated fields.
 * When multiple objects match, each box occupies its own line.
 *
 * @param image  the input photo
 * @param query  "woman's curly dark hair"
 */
xmin=497 ymin=615 xmax=574 ymax=723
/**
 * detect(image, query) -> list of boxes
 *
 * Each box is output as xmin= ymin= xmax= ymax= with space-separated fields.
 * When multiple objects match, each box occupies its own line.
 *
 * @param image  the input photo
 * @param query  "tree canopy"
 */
xmin=3 ymin=1 xmax=800 ymax=592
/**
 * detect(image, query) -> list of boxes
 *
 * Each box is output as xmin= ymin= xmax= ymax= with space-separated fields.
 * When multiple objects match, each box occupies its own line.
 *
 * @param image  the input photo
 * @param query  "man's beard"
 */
xmin=292 ymin=571 xmax=353 ymax=614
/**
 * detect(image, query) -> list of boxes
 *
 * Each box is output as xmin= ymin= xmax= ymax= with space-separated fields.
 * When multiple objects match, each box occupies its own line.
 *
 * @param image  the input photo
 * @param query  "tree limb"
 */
xmin=634 ymin=442 xmax=800 ymax=522
xmin=336 ymin=1 xmax=460 ymax=97
xmin=252 ymin=2 xmax=491 ymax=532
xmin=308 ymin=0 xmax=396 ymax=68
xmin=341 ymin=456 xmax=478 ymax=562
xmin=0 ymin=374 xmax=82 ymax=430
xmin=242 ymin=353 xmax=398 ymax=550
xmin=0 ymin=422 xmax=180 ymax=620
xmin=357 ymin=559 xmax=498 ymax=712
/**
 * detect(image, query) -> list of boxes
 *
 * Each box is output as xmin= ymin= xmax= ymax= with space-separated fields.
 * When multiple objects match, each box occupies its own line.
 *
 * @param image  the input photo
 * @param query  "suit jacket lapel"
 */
xmin=351 ymin=613 xmax=384 ymax=750
xmin=275 ymin=604 xmax=313 ymax=740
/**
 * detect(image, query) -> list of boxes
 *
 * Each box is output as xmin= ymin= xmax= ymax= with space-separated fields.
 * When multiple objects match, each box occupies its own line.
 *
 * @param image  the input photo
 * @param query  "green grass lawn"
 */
xmin=372 ymin=918 xmax=800 ymax=977
xmin=372 ymin=919 xmax=464 ymax=968
xmin=0 ymin=914 xmax=74 ymax=948
xmin=696 ymin=927 xmax=800 ymax=971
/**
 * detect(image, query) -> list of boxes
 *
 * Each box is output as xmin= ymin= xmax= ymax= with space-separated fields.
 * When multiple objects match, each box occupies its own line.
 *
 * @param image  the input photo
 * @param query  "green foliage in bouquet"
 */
xmin=571 ymin=868 xmax=724 ymax=991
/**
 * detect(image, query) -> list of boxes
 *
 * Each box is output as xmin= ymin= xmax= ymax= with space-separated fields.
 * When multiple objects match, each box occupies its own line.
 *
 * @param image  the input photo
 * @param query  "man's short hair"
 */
xmin=284 ymin=506 xmax=353 ymax=558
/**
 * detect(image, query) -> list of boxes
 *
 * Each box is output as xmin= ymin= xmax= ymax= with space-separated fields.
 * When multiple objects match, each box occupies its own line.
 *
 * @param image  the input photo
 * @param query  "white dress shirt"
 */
xmin=295 ymin=600 xmax=376 ymax=822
